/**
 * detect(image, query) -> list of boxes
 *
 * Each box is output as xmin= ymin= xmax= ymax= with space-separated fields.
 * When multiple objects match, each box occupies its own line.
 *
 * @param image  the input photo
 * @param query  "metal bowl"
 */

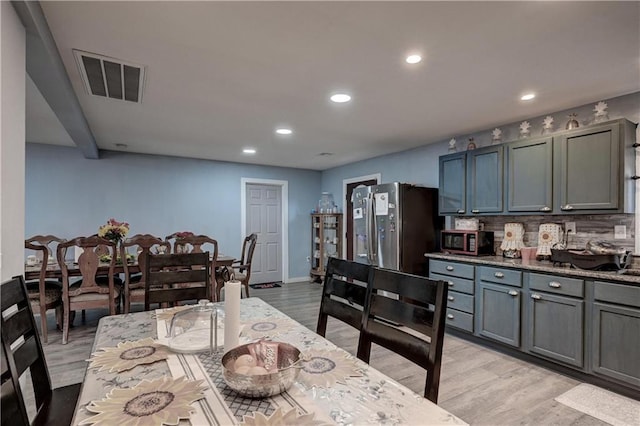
xmin=221 ymin=341 xmax=301 ymax=398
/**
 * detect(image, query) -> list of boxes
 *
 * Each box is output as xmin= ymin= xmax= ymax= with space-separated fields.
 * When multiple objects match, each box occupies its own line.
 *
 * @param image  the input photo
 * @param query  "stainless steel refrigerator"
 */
xmin=352 ymin=182 xmax=441 ymax=275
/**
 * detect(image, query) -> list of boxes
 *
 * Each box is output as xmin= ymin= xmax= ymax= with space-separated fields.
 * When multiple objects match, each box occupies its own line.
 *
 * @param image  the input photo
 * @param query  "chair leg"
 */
xmin=356 ymin=334 xmax=372 ymax=363
xmin=62 ymin=303 xmax=70 ymax=345
xmin=55 ymin=305 xmax=62 ymax=331
xmin=81 ymin=309 xmax=86 ymax=323
xmin=40 ymin=305 xmax=48 ymax=344
xmin=244 ymin=280 xmax=250 ymax=298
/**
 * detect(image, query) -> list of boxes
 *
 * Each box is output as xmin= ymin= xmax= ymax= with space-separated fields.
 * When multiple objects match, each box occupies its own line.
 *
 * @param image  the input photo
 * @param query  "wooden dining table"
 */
xmin=24 ymin=254 xmax=236 ymax=281
xmin=71 ymin=297 xmax=467 ymax=425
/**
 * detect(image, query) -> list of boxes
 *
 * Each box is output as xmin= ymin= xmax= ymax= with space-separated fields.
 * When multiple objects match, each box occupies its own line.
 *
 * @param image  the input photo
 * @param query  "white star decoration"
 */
xmin=520 ymin=121 xmax=531 ymax=132
xmin=542 ymin=116 xmax=554 ymax=129
xmin=492 ymin=128 xmax=502 ymax=139
xmin=594 ymin=101 xmax=608 ymax=116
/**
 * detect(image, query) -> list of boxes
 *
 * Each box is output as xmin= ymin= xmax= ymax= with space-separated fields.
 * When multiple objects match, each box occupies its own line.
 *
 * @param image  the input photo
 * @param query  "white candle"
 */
xmin=224 ymin=280 xmax=241 ymax=351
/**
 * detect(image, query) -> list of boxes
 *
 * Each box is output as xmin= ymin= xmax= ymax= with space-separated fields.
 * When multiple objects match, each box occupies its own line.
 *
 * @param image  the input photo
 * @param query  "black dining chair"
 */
xmin=316 ymin=257 xmax=371 ymax=338
xmin=144 ymin=252 xmax=211 ymax=310
xmin=356 ymin=267 xmax=449 ymax=403
xmin=1 ymin=275 xmax=80 ymax=425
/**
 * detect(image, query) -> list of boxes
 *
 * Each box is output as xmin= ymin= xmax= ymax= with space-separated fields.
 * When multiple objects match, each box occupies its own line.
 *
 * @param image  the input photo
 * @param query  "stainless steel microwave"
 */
xmin=441 ymin=230 xmax=494 ymax=256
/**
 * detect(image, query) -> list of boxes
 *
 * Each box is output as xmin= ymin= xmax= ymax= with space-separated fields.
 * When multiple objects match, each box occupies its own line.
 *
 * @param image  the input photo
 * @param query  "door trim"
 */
xmin=241 ymin=178 xmax=288 ymax=283
xmin=342 ymin=173 xmax=381 ymax=258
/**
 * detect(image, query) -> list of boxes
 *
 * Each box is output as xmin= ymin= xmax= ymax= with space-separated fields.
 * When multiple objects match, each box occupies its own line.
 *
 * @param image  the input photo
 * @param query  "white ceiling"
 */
xmin=28 ymin=1 xmax=640 ymax=170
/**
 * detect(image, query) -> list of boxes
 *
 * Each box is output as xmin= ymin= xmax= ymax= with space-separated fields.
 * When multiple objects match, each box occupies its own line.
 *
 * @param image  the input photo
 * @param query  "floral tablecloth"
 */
xmin=72 ymin=298 xmax=466 ymax=425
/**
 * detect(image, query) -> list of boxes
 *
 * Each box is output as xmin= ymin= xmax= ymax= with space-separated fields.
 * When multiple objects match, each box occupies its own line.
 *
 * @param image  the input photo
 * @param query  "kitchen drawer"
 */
xmin=430 ymin=272 xmax=474 ymax=295
xmin=446 ymin=308 xmax=473 ymax=332
xmin=429 ymin=259 xmax=474 ymax=280
xmin=529 ymin=273 xmax=584 ymax=298
xmin=479 ymin=266 xmax=522 ymax=287
xmin=594 ymin=281 xmax=640 ymax=308
xmin=447 ymin=291 xmax=474 ymax=314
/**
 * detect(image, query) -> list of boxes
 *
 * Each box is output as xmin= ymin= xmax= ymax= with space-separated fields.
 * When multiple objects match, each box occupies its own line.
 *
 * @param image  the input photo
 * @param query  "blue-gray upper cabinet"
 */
xmin=555 ymin=119 xmax=636 ymax=213
xmin=438 ymin=152 xmax=466 ymax=215
xmin=506 ymin=137 xmax=553 ymax=213
xmin=466 ymin=146 xmax=504 ymax=214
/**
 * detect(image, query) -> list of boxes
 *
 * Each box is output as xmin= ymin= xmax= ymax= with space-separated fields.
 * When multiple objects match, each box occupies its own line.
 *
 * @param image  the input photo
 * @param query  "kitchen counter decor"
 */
xmin=500 ymin=222 xmax=525 ymax=258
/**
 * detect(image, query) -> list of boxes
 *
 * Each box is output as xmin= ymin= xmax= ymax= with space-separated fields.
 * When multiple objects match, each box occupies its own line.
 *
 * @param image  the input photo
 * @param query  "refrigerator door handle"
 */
xmin=369 ymin=192 xmax=378 ymax=264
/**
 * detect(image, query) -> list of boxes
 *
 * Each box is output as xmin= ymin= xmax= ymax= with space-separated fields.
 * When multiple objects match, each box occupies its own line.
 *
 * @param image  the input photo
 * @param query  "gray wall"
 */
xmin=25 ymin=145 xmax=321 ymax=280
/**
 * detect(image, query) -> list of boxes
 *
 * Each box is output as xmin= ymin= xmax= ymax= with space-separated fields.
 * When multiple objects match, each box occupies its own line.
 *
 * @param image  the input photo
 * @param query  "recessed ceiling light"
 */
xmin=521 ymin=93 xmax=536 ymax=101
xmin=330 ymin=93 xmax=351 ymax=103
xmin=243 ymin=148 xmax=256 ymax=154
xmin=406 ymin=54 xmax=422 ymax=64
xmin=275 ymin=128 xmax=292 ymax=135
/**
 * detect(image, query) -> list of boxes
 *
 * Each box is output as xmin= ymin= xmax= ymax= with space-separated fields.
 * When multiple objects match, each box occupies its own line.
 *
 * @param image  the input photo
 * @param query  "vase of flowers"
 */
xmin=98 ymin=218 xmax=130 ymax=246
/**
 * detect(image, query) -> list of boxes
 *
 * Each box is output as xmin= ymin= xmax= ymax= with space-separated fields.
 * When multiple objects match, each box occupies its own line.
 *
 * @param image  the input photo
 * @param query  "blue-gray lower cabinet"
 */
xmin=591 ymin=281 xmax=640 ymax=388
xmin=526 ymin=291 xmax=584 ymax=367
xmin=476 ymin=282 xmax=520 ymax=347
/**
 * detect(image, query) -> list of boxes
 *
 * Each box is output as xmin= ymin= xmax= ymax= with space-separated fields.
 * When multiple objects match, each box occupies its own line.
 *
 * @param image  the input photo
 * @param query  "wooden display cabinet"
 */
xmin=310 ymin=213 xmax=343 ymax=282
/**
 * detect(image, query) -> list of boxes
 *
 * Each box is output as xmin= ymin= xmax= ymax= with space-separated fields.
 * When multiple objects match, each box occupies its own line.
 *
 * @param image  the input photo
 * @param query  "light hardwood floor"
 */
xmin=40 ymin=282 xmax=608 ymax=425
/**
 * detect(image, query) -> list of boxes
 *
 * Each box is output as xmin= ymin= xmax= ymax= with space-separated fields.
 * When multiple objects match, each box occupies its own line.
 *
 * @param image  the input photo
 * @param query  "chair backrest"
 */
xmin=356 ymin=267 xmax=448 ymax=403
xmin=176 ymin=235 xmax=218 ymax=259
xmin=316 ymin=257 xmax=370 ymax=337
xmin=236 ymin=233 xmax=257 ymax=279
xmin=164 ymin=232 xmax=196 ymax=254
xmin=56 ymin=236 xmax=118 ymax=303
xmin=120 ymin=234 xmax=170 ymax=289
xmin=239 ymin=233 xmax=257 ymax=265
xmin=25 ymin=235 xmax=65 ymax=266
xmin=1 ymin=276 xmax=52 ymax=425
xmin=144 ymin=252 xmax=211 ymax=310
xmin=24 ymin=235 xmax=65 ymax=299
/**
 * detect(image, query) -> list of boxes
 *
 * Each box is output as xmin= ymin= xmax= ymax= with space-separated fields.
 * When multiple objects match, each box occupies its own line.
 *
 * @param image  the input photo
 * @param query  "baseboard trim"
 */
xmin=285 ymin=276 xmax=308 ymax=284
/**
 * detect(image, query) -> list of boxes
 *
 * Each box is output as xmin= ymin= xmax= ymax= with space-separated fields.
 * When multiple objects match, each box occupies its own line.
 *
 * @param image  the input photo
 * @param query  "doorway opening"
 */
xmin=342 ymin=174 xmax=381 ymax=260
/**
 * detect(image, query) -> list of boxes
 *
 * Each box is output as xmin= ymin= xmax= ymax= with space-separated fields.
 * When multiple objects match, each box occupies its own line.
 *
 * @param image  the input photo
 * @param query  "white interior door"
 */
xmin=246 ymin=184 xmax=282 ymax=283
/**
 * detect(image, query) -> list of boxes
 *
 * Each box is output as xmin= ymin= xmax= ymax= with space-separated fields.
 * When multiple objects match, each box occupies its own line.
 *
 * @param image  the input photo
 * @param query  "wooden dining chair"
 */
xmin=24 ymin=235 xmax=65 ymax=343
xmin=1 ymin=275 xmax=80 ymax=425
xmin=56 ymin=236 xmax=120 ymax=345
xmin=120 ymin=234 xmax=171 ymax=314
xmin=316 ymin=257 xmax=371 ymax=338
xmin=144 ymin=252 xmax=211 ymax=310
xmin=217 ymin=233 xmax=257 ymax=300
xmin=356 ymin=267 xmax=449 ymax=403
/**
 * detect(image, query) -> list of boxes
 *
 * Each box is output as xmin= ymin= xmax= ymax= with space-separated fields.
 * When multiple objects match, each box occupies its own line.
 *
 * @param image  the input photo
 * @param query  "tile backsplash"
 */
xmin=461 ymin=214 xmax=636 ymax=255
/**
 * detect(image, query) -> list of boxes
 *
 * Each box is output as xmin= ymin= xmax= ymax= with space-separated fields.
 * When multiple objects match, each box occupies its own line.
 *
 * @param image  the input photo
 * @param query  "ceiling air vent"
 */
xmin=73 ymin=49 xmax=145 ymax=103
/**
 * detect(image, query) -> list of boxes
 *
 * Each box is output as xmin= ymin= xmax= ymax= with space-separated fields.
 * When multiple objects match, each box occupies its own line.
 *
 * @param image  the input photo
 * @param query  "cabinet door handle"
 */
xmin=531 ymin=293 xmax=542 ymax=300
xmin=561 ymin=204 xmax=574 ymax=211
xmin=494 ymin=272 xmax=504 ymax=278
xmin=447 ymin=296 xmax=455 ymax=301
xmin=457 ymin=209 xmax=465 ymax=214
xmin=508 ymin=290 xmax=518 ymax=296
xmin=548 ymin=281 xmax=562 ymax=288
xmin=447 ymin=281 xmax=454 ymax=287
xmin=539 ymin=206 xmax=551 ymax=212
xmin=447 ymin=314 xmax=455 ymax=319
xmin=471 ymin=209 xmax=480 ymax=214
xmin=446 ymin=266 xmax=454 ymax=271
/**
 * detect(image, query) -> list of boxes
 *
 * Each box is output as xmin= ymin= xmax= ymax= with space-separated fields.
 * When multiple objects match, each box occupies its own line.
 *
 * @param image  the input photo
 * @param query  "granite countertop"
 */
xmin=425 ymin=253 xmax=640 ymax=285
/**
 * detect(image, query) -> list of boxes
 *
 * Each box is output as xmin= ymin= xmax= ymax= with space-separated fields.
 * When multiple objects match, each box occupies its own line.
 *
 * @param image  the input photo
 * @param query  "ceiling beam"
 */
xmin=12 ymin=0 xmax=99 ymax=159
